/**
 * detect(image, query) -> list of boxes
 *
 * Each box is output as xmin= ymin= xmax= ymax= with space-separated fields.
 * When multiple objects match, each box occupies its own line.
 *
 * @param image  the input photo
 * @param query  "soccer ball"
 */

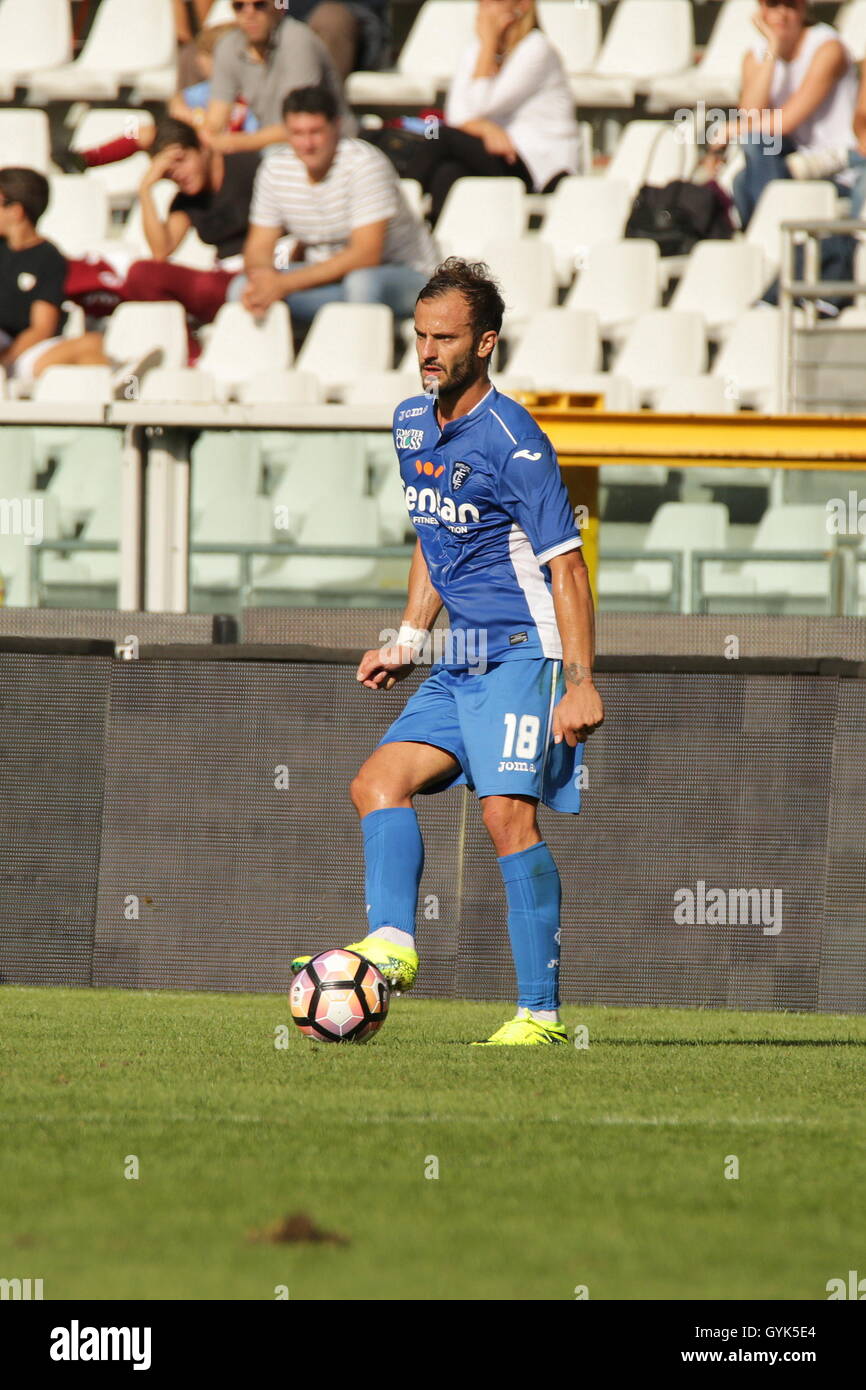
xmin=290 ymin=949 xmax=389 ymax=1043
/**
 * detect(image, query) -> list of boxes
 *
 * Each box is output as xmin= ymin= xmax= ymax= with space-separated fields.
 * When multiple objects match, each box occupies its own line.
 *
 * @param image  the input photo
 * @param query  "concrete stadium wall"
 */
xmin=1 ymin=648 xmax=864 ymax=1013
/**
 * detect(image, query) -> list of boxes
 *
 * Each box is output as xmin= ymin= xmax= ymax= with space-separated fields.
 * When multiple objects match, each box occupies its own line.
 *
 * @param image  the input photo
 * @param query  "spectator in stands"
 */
xmin=58 ymin=25 xmax=258 ymax=175
xmin=175 ymin=0 xmax=216 ymax=47
xmin=292 ymin=0 xmax=389 ymax=83
xmin=0 ymin=168 xmax=106 ymax=384
xmin=707 ymin=0 xmax=859 ymax=306
xmin=718 ymin=0 xmax=860 ymax=228
xmin=843 ymin=65 xmax=866 ymax=218
xmin=171 ymin=22 xmax=260 ymax=135
xmin=402 ymin=0 xmax=580 ymax=226
xmin=203 ymin=0 xmax=355 ymax=154
xmin=175 ymin=0 xmax=218 ymax=87
xmin=119 ymin=118 xmax=259 ymax=324
xmin=229 ymin=86 xmax=437 ymax=330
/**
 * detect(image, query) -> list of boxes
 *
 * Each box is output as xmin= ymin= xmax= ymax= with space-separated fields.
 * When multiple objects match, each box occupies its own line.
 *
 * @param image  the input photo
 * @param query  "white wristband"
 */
xmin=396 ymin=623 xmax=429 ymax=659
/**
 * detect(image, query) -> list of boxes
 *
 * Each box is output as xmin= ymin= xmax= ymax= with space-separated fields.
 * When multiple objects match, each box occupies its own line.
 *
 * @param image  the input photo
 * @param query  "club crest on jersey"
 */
xmin=452 ymin=461 xmax=472 ymax=491
xmin=396 ymin=427 xmax=424 ymax=449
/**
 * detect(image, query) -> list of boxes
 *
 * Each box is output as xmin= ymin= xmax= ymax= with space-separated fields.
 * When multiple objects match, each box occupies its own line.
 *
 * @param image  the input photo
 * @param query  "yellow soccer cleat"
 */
xmin=291 ymin=935 xmax=419 ymax=993
xmin=471 ymin=1012 xmax=568 ymax=1045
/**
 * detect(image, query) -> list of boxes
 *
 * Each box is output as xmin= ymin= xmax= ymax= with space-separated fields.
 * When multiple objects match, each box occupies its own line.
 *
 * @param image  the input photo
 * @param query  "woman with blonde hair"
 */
xmin=406 ymin=0 xmax=580 ymax=225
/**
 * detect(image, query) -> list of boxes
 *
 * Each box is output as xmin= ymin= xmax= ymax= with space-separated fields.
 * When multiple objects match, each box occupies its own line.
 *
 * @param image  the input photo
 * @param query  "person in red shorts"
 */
xmin=118 ymin=117 xmax=261 ymax=325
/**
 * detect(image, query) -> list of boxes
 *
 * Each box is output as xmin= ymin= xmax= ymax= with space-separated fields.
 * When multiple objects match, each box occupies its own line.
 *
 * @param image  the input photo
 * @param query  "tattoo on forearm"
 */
xmin=564 ymin=662 xmax=593 ymax=686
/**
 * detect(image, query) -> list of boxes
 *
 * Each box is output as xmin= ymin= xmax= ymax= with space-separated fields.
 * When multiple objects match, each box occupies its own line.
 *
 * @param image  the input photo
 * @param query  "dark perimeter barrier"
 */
xmin=1 ymin=639 xmax=864 ymax=1013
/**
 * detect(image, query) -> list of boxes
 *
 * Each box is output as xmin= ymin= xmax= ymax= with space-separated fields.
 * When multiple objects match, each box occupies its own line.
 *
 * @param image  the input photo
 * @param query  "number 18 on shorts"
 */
xmin=377 ymin=656 xmax=585 ymax=814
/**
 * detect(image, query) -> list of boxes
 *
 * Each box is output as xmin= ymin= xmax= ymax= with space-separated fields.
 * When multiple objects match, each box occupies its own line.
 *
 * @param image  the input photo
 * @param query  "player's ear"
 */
xmin=476 ymin=329 xmax=497 ymax=362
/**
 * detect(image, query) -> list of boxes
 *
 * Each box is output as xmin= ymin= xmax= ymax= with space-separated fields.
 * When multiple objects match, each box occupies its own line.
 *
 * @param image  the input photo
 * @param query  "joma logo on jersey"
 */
xmin=396 ymin=427 xmax=424 ymax=449
xmin=404 ymin=484 xmax=480 ymax=525
xmin=398 ymin=405 xmax=426 ymax=421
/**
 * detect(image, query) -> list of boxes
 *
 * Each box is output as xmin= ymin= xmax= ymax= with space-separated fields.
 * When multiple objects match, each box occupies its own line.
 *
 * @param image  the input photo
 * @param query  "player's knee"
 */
xmin=481 ymin=797 xmax=536 ymax=853
xmin=350 ymin=759 xmax=408 ymax=814
xmin=350 ymin=765 xmax=383 ymax=812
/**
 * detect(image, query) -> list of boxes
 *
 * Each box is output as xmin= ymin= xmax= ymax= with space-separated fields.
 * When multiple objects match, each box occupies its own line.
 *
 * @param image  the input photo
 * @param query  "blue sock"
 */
xmin=361 ymin=807 xmax=425 ymax=939
xmin=497 ymin=841 xmax=562 ymax=1011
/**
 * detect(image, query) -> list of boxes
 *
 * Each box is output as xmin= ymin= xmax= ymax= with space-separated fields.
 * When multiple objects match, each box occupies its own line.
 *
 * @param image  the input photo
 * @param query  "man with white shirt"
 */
xmin=231 ymin=85 xmax=438 ymax=329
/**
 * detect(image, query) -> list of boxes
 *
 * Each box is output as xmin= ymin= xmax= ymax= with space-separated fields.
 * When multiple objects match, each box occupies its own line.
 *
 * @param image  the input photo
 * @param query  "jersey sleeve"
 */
xmin=497 ymin=433 xmax=583 ymax=565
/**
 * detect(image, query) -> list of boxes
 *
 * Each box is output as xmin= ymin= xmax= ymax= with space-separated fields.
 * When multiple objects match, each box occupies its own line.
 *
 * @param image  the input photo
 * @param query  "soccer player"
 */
xmin=293 ymin=257 xmax=604 ymax=1044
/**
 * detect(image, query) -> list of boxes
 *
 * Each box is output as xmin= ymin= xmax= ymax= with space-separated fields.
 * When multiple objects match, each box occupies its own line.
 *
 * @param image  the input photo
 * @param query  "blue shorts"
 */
xmin=377 ymin=658 xmax=584 ymax=813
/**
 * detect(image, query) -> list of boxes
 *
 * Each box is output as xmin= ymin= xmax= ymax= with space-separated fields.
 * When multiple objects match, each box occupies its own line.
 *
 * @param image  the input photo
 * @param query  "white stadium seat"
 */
xmin=27 ymin=0 xmax=175 ymax=103
xmin=191 ymin=433 xmax=262 ymax=509
xmin=375 ymin=467 xmax=414 ymax=544
xmin=44 ymin=431 xmax=122 ymax=532
xmin=506 ymin=308 xmax=602 ymax=386
xmin=265 ymin=437 xmax=367 ymax=537
xmin=236 ymin=371 xmax=325 ymax=405
xmin=32 ymin=366 xmax=114 ymax=404
xmin=483 ymin=236 xmax=557 ymax=333
xmin=435 ymin=177 xmax=527 ymax=261
xmin=0 ymin=492 xmax=61 ymax=606
xmin=341 ymin=372 xmax=421 ymax=406
xmin=103 ymin=301 xmax=189 ymax=376
xmin=646 ymin=0 xmax=757 ymax=112
xmin=600 ymin=502 xmax=730 ymax=611
xmin=192 ymin=494 xmax=276 ymax=590
xmin=561 ymin=373 xmax=639 ymax=411
xmin=347 ymin=0 xmax=476 ymax=105
xmin=71 ymin=108 xmax=155 ymax=208
xmin=569 ymin=0 xmax=693 ymax=108
xmin=711 ymin=307 xmax=782 ymax=412
xmin=295 ymin=303 xmax=393 ymax=398
xmin=745 ymin=180 xmax=839 ymax=285
xmin=0 ymin=426 xmax=36 ymax=494
xmin=565 ymin=239 xmax=661 ymax=344
xmin=139 ymin=368 xmax=218 ymax=404
xmin=700 ymin=504 xmax=833 ymax=611
xmin=537 ymin=1 xmax=601 ymax=74
xmin=614 ymin=310 xmax=707 ymax=406
xmin=605 ymin=120 xmax=698 ymax=197
xmin=39 ymin=175 xmax=110 ymax=257
xmin=398 ymin=178 xmax=425 ymax=221
xmin=198 ymin=303 xmax=293 ymax=399
xmin=538 ymin=176 xmax=632 ymax=286
xmin=0 ymin=109 xmax=51 ymax=173
xmin=836 ymin=0 xmax=866 ymax=61
xmin=0 ymin=0 xmax=71 ymax=100
xmin=654 ymin=376 xmax=737 ymax=414
xmin=253 ymin=496 xmax=382 ymax=594
xmin=669 ymin=241 xmax=766 ymax=339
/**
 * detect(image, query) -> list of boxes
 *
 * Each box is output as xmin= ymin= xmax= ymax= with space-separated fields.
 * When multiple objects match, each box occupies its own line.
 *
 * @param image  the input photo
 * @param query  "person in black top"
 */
xmin=0 ymin=167 xmax=106 ymax=384
xmin=121 ymin=117 xmax=261 ymax=323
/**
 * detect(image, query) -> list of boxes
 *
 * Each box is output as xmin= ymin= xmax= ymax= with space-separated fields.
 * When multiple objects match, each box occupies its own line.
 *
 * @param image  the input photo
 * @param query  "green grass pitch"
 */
xmin=1 ymin=986 xmax=864 ymax=1301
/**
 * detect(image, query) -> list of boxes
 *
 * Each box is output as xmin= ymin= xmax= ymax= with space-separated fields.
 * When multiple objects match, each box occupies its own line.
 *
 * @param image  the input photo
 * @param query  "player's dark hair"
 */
xmin=151 ymin=117 xmax=201 ymax=156
xmin=417 ymin=258 xmax=505 ymax=340
xmin=282 ymin=85 xmax=339 ymax=123
xmin=0 ymin=166 xmax=49 ymax=225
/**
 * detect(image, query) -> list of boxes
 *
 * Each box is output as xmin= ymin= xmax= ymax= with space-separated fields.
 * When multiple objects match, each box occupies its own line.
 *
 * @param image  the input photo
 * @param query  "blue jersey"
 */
xmin=393 ymin=383 xmax=582 ymax=666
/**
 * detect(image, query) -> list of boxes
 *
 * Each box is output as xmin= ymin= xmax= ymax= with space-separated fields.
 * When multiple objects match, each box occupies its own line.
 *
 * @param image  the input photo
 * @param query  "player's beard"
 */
xmin=422 ymin=341 xmax=484 ymax=401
